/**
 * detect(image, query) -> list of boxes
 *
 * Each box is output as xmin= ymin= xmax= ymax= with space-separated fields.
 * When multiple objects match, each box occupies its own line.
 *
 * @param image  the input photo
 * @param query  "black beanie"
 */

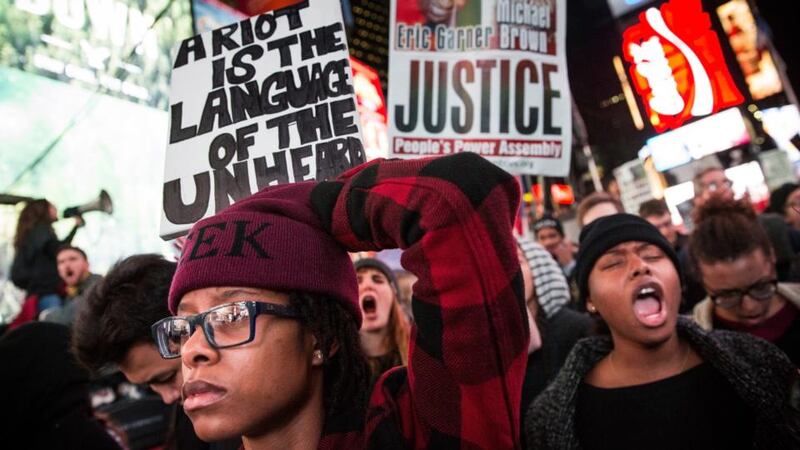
xmin=354 ymin=257 xmax=398 ymax=295
xmin=575 ymin=213 xmax=681 ymax=304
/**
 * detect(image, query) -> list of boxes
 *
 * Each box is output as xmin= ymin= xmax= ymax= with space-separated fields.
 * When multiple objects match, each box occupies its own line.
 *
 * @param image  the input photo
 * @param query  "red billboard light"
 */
xmin=622 ymin=0 xmax=744 ymax=132
xmin=530 ymin=183 xmax=575 ymax=205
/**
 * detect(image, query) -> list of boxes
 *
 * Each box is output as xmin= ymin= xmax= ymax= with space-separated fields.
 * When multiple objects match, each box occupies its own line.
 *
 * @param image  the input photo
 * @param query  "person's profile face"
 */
xmin=586 ymin=241 xmax=681 ymax=347
xmin=784 ymin=188 xmax=800 ymax=229
xmin=119 ymin=342 xmax=183 ymax=405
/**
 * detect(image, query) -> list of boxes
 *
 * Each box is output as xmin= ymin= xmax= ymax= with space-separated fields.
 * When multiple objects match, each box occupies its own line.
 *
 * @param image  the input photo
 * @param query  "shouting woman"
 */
xmin=354 ymin=258 xmax=410 ymax=382
xmin=526 ymin=214 xmax=799 ymax=449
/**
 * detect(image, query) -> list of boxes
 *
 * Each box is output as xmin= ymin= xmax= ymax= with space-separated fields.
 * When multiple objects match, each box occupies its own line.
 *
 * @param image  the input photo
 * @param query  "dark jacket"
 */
xmin=522 ymin=308 xmax=594 ymax=422
xmin=11 ymin=223 xmax=77 ymax=295
xmin=525 ymin=317 xmax=800 ymax=449
xmin=0 ymin=323 xmax=122 ymax=449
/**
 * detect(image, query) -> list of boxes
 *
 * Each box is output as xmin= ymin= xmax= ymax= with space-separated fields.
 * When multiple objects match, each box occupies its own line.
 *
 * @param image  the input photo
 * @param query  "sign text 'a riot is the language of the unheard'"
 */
xmin=161 ymin=0 xmax=364 ymax=238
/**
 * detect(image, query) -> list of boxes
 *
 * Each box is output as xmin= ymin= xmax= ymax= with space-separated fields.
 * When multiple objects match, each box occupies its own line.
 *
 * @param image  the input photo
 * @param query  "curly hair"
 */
xmin=14 ymin=199 xmax=54 ymax=249
xmin=289 ymin=292 xmax=370 ymax=420
xmin=71 ymin=254 xmax=176 ymax=374
xmin=688 ymin=197 xmax=772 ymax=268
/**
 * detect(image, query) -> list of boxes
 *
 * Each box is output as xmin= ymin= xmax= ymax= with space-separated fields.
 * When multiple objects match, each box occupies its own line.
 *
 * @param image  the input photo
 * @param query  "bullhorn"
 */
xmin=63 ymin=190 xmax=113 ymax=218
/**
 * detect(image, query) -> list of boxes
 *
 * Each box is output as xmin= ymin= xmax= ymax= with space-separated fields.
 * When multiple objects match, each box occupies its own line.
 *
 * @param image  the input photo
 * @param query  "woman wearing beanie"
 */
xmin=353 ymin=258 xmax=410 ymax=382
xmin=689 ymin=197 xmax=800 ymax=366
xmin=152 ymin=153 xmax=528 ymax=449
xmin=515 ymin=237 xmax=593 ymax=425
xmin=525 ymin=214 xmax=800 ymax=449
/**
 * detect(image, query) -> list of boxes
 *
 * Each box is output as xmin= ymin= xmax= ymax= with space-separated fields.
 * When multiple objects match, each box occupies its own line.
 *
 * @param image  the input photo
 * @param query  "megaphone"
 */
xmin=63 ymin=190 xmax=113 ymax=218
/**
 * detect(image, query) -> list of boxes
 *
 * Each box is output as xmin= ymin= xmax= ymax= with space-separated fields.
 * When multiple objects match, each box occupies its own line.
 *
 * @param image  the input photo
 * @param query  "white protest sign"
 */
xmin=388 ymin=0 xmax=571 ymax=176
xmin=160 ymin=0 xmax=363 ymax=239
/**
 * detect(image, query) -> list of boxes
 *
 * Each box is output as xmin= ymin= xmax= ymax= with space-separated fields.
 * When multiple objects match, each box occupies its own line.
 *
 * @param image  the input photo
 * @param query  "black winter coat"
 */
xmin=526 ymin=317 xmax=800 ymax=449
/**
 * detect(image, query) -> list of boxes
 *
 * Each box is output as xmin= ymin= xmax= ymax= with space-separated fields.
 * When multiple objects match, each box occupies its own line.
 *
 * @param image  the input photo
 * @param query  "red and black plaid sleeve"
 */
xmin=311 ymin=153 xmax=529 ymax=449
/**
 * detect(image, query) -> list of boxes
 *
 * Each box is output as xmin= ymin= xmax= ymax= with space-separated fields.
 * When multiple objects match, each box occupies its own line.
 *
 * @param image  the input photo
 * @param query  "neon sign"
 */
xmin=622 ymin=0 xmax=744 ymax=132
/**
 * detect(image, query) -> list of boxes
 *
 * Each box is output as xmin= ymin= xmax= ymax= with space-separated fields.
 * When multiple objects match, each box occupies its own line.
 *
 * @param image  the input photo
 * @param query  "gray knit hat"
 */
xmin=516 ymin=236 xmax=572 ymax=318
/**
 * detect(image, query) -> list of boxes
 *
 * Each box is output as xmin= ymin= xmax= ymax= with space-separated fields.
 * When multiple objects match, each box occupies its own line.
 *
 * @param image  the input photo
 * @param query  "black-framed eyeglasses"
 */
xmin=708 ymin=279 xmax=778 ymax=309
xmin=151 ymin=301 xmax=303 ymax=359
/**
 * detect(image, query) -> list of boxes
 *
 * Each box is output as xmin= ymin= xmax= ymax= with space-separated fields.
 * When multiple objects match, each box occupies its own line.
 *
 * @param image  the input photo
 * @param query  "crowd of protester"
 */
xmin=2 ymin=153 xmax=800 ymax=449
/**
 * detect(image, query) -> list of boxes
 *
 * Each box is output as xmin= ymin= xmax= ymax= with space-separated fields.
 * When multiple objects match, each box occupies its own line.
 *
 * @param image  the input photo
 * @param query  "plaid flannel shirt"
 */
xmin=311 ymin=153 xmax=529 ymax=449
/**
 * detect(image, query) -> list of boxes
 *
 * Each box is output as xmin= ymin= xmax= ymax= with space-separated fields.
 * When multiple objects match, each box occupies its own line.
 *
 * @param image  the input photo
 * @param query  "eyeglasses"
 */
xmin=703 ymin=179 xmax=732 ymax=193
xmin=151 ymin=301 xmax=303 ymax=359
xmin=708 ymin=279 xmax=778 ymax=309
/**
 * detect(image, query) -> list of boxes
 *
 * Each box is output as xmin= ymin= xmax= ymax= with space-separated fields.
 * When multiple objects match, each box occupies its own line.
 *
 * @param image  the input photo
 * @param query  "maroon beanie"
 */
xmin=168 ymin=181 xmax=360 ymax=326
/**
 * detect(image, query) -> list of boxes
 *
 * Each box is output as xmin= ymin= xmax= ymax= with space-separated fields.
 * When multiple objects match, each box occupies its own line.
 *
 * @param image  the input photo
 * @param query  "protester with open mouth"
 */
xmin=354 ymin=258 xmax=410 ymax=382
xmin=41 ymin=246 xmax=102 ymax=326
xmin=689 ymin=197 xmax=800 ymax=367
xmin=526 ymin=214 xmax=800 ymax=449
xmin=152 ymin=153 xmax=528 ymax=449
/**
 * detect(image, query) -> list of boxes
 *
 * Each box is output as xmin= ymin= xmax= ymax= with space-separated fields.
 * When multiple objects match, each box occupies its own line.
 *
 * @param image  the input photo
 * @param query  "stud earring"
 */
xmin=587 ymin=304 xmax=597 ymax=313
xmin=313 ymin=350 xmax=324 ymax=362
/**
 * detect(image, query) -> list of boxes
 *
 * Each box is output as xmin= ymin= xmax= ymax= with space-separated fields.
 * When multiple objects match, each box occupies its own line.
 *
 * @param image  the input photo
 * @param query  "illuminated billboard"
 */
xmin=0 ymin=0 xmax=193 ymax=109
xmin=0 ymin=0 xmax=193 ymax=278
xmin=716 ymin=0 xmax=783 ymax=101
xmin=644 ymin=107 xmax=750 ymax=171
xmin=621 ymin=0 xmax=744 ymax=133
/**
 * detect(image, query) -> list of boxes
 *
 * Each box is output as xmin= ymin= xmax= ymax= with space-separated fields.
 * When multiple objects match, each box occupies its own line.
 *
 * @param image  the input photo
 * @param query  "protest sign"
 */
xmin=160 ymin=0 xmax=364 ymax=239
xmin=388 ymin=0 xmax=571 ymax=176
